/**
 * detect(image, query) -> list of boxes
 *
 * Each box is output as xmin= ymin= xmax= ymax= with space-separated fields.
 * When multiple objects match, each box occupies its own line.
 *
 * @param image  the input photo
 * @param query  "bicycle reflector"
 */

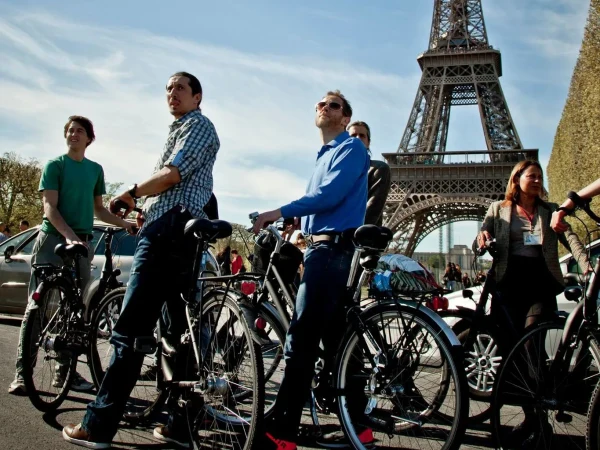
xmin=31 ymin=291 xmax=42 ymax=303
xmin=241 ymin=281 xmax=256 ymax=296
xmin=427 ymin=295 xmax=449 ymax=311
xmin=255 ymin=317 xmax=267 ymax=331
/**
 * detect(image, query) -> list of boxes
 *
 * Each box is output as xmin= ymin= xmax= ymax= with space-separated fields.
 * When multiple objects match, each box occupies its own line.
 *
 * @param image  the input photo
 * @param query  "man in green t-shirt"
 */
xmin=8 ymin=115 xmax=135 ymax=396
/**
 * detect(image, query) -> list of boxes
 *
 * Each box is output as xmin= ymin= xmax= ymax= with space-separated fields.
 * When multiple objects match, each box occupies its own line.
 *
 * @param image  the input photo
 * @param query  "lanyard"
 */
xmin=517 ymin=205 xmax=536 ymax=232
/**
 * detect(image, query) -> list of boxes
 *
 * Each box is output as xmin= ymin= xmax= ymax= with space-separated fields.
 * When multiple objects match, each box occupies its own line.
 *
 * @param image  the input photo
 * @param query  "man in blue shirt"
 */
xmin=253 ymin=90 xmax=371 ymax=449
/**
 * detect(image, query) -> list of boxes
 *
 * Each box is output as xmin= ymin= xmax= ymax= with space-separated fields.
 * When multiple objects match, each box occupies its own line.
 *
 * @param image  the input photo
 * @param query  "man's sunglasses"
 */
xmin=315 ymin=101 xmax=343 ymax=112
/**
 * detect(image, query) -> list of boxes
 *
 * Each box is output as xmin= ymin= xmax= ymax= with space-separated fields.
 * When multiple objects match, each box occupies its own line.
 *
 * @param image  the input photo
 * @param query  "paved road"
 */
xmin=0 ymin=318 xmax=496 ymax=449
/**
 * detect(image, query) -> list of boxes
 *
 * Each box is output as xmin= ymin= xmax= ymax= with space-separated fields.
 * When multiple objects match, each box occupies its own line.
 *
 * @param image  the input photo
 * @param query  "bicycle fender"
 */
xmin=217 ymin=288 xmax=273 ymax=347
xmin=28 ymin=281 xmax=45 ymax=310
xmin=363 ymin=300 xmax=461 ymax=348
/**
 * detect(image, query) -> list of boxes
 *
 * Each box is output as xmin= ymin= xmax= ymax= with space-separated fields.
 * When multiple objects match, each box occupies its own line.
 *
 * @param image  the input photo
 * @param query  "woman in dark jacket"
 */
xmin=477 ymin=160 xmax=589 ymax=441
xmin=478 ymin=160 xmax=588 ymax=332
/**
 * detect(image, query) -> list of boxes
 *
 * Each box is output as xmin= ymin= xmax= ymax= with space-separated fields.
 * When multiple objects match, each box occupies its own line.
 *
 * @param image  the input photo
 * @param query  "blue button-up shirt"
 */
xmin=142 ymin=110 xmax=220 ymax=226
xmin=280 ymin=131 xmax=369 ymax=235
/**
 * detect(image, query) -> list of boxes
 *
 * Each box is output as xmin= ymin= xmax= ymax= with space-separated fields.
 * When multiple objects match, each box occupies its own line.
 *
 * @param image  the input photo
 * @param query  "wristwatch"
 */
xmin=127 ymin=184 xmax=139 ymax=200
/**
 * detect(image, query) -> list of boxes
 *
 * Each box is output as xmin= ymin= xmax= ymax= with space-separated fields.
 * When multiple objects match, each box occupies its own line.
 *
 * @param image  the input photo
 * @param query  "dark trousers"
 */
xmin=494 ymin=255 xmax=559 ymax=348
xmin=82 ymin=207 xmax=194 ymax=441
xmin=272 ymin=241 xmax=354 ymax=440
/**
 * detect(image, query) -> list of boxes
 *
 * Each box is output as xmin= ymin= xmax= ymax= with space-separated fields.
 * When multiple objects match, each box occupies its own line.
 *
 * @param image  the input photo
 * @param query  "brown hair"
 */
xmin=347 ymin=121 xmax=371 ymax=141
xmin=64 ymin=116 xmax=96 ymax=146
xmin=502 ymin=160 xmax=548 ymax=206
xmin=324 ymin=90 xmax=352 ymax=117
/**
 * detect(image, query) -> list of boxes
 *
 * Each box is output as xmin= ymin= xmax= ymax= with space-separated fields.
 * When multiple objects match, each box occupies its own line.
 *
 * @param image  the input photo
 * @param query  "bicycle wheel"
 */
xmin=335 ymin=303 xmax=468 ymax=450
xmin=587 ymin=376 xmax=600 ymax=450
xmin=22 ymin=279 xmax=78 ymax=412
xmin=493 ymin=320 xmax=600 ymax=450
xmin=185 ymin=290 xmax=264 ymax=450
xmin=88 ymin=286 xmax=166 ymax=423
xmin=255 ymin=303 xmax=286 ymax=420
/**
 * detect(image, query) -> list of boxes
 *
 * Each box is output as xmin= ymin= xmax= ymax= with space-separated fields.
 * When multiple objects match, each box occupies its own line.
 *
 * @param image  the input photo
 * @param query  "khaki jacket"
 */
xmin=481 ymin=200 xmax=589 ymax=287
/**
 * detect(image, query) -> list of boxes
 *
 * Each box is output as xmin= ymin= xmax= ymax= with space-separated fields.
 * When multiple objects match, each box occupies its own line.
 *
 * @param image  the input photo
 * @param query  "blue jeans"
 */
xmin=272 ymin=241 xmax=354 ymax=440
xmin=82 ymin=207 xmax=194 ymax=441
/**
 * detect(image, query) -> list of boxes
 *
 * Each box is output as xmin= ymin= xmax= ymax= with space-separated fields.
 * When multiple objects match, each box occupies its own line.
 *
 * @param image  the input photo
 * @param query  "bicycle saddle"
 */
xmin=54 ymin=243 xmax=88 ymax=259
xmin=354 ymin=225 xmax=393 ymax=250
xmin=184 ymin=218 xmax=232 ymax=240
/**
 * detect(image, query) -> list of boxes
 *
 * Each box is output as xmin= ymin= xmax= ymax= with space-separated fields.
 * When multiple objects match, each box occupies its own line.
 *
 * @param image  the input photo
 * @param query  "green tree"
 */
xmin=548 ymin=0 xmax=600 ymax=244
xmin=103 ymin=182 xmax=123 ymax=208
xmin=0 ymin=152 xmax=43 ymax=231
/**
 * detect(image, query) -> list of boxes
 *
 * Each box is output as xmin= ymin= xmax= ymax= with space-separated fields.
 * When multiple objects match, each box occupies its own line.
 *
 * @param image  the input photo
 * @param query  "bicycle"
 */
xmin=249 ymin=215 xmax=469 ymax=450
xmin=88 ymin=216 xmax=265 ymax=450
xmin=18 ymin=226 xmax=131 ymax=411
xmin=439 ymin=240 xmax=568 ymax=423
xmin=492 ymin=191 xmax=600 ymax=450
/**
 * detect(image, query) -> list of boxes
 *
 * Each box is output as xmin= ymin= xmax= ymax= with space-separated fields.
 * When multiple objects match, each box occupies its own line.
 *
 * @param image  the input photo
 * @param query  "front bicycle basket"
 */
xmin=251 ymin=234 xmax=303 ymax=286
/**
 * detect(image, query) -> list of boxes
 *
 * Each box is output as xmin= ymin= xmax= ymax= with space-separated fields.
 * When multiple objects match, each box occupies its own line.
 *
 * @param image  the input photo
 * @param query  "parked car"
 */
xmin=0 ymin=223 xmax=219 ymax=317
xmin=445 ymin=238 xmax=600 ymax=315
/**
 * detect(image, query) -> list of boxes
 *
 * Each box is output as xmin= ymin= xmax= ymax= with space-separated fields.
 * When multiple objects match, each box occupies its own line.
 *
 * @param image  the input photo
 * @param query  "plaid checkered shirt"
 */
xmin=141 ymin=109 xmax=220 ymax=226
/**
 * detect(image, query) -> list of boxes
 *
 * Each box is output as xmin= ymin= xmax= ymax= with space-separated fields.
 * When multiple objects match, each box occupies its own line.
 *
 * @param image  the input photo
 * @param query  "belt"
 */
xmin=306 ymin=229 xmax=356 ymax=247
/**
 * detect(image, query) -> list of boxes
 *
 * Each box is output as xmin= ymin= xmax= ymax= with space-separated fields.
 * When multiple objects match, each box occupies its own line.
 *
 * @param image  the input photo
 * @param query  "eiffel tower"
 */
xmin=383 ymin=0 xmax=538 ymax=256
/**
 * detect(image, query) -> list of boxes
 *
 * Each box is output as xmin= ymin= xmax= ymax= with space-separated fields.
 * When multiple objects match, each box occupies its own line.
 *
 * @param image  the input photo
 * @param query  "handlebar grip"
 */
xmin=567 ymin=191 xmax=588 ymax=209
xmin=110 ymin=199 xmax=143 ymax=215
xmin=567 ymin=191 xmax=600 ymax=223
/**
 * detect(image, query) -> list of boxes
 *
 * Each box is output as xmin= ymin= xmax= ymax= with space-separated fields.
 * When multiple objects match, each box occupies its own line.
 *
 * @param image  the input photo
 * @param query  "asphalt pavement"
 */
xmin=0 ymin=318 xmax=496 ymax=449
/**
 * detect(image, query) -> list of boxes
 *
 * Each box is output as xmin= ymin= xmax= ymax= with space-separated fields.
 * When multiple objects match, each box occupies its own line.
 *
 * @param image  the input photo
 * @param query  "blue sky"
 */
xmin=0 ymin=0 xmax=589 ymax=251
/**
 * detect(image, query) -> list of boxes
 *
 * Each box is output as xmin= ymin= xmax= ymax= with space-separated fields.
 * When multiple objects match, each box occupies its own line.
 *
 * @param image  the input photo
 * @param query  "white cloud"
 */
xmin=0 ymin=9 xmax=415 ymax=226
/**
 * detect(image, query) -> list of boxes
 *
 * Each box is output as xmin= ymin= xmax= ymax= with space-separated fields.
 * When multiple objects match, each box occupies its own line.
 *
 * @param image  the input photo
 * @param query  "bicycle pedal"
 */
xmin=555 ymin=411 xmax=572 ymax=423
xmin=133 ymin=336 xmax=157 ymax=354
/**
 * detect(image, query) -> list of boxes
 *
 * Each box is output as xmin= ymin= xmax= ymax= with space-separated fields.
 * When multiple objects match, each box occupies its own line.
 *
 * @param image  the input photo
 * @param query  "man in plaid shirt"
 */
xmin=63 ymin=71 xmax=220 ymax=449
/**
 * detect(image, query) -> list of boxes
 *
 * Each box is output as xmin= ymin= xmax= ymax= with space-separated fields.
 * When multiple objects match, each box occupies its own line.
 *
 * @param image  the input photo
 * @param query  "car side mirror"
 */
xmin=4 ymin=245 xmax=15 ymax=262
xmin=462 ymin=289 xmax=473 ymax=299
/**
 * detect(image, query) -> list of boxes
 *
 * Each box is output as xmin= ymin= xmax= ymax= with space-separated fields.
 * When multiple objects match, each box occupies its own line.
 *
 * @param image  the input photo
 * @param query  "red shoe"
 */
xmin=317 ymin=427 xmax=375 ymax=448
xmin=265 ymin=432 xmax=297 ymax=450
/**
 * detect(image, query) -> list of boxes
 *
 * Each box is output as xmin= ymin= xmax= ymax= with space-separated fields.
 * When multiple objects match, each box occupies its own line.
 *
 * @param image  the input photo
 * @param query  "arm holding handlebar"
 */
xmin=552 ymin=179 xmax=600 ymax=233
xmin=95 ymin=197 xmax=138 ymax=235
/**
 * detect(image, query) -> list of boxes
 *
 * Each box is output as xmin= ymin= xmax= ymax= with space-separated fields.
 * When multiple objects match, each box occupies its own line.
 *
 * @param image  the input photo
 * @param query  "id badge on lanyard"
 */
xmin=523 ymin=231 xmax=541 ymax=246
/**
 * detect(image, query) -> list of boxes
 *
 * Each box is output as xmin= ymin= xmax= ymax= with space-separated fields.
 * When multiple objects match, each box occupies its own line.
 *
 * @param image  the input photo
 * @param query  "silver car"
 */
xmin=0 ymin=222 xmax=219 ymax=317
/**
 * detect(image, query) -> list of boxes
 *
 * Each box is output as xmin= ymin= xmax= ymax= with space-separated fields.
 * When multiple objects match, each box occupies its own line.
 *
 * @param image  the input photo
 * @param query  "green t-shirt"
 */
xmin=39 ymin=154 xmax=106 ymax=236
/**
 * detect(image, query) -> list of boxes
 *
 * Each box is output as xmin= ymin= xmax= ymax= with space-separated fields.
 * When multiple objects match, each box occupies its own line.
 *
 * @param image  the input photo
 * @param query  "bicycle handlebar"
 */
xmin=475 ymin=239 xmax=497 ymax=258
xmin=567 ymin=191 xmax=600 ymax=225
xmin=110 ymin=199 xmax=143 ymax=215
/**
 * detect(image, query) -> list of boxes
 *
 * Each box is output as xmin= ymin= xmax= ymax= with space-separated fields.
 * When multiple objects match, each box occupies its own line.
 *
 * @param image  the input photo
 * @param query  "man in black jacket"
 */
xmin=347 ymin=121 xmax=391 ymax=226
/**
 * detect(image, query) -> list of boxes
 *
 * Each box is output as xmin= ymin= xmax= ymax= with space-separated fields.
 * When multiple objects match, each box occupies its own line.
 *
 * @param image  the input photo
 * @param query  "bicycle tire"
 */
xmin=492 ymin=320 xmax=600 ymax=450
xmin=255 ymin=302 xmax=286 ymax=420
xmin=22 ymin=279 xmax=78 ymax=412
xmin=586 ymin=367 xmax=600 ymax=450
xmin=185 ymin=290 xmax=264 ymax=450
xmin=335 ymin=302 xmax=468 ymax=450
xmin=88 ymin=286 xmax=167 ymax=423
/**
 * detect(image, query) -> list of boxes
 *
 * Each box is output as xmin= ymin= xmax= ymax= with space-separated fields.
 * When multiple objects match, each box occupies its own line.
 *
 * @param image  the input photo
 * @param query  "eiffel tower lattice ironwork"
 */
xmin=382 ymin=0 xmax=538 ymax=256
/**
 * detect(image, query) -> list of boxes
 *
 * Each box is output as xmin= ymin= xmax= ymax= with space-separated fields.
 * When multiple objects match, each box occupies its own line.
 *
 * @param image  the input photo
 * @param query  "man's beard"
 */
xmin=315 ymin=115 xmax=333 ymax=128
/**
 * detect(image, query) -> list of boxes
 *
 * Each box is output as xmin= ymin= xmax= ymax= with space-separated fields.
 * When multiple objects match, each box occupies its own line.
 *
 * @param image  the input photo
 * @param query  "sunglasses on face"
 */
xmin=315 ymin=101 xmax=343 ymax=112
xmin=352 ymin=132 xmax=369 ymax=140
